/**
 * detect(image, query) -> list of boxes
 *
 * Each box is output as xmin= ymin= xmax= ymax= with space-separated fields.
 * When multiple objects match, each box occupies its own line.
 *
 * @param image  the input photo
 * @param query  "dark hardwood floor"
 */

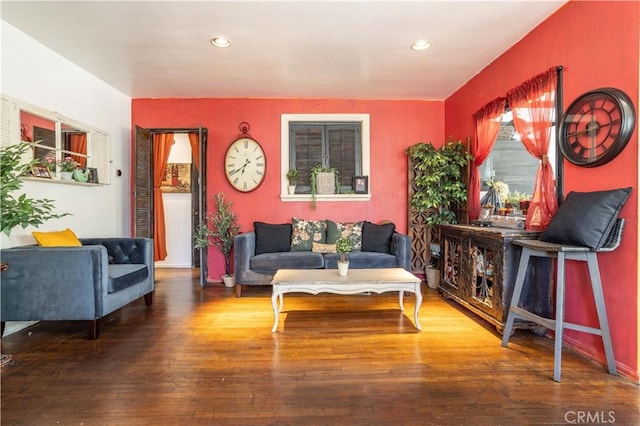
xmin=1 ymin=268 xmax=638 ymax=425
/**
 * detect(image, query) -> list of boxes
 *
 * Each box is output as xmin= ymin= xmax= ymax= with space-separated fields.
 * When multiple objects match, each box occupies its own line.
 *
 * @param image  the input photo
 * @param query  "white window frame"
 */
xmin=280 ymin=113 xmax=371 ymax=202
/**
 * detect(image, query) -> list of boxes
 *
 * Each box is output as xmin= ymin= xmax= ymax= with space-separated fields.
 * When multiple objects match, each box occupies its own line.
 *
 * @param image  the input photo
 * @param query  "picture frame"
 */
xmin=160 ymin=163 xmax=191 ymax=193
xmin=353 ymin=176 xmax=368 ymax=194
xmin=87 ymin=167 xmax=99 ymax=184
xmin=31 ymin=165 xmax=51 ymax=179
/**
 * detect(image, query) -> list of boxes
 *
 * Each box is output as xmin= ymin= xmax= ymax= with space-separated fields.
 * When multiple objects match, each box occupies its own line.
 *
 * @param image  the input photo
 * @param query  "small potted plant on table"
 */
xmin=336 ymin=237 xmax=352 ymax=276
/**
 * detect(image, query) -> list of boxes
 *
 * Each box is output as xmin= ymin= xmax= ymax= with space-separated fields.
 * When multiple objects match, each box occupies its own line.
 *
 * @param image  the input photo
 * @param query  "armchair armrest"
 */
xmin=0 ymin=245 xmax=109 ymax=320
xmin=391 ymin=232 xmax=411 ymax=271
xmin=234 ymin=232 xmax=255 ymax=282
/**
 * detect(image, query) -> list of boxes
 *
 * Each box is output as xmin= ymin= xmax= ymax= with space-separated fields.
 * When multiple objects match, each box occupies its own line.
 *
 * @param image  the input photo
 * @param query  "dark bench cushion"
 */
xmin=108 ymin=264 xmax=149 ymax=293
xmin=323 ymin=252 xmax=399 ymax=269
xmin=250 ymin=252 xmax=324 ymax=273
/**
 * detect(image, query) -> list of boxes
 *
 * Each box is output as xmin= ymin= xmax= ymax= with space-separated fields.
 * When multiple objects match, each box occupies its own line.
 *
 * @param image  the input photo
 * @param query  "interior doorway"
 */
xmin=133 ymin=126 xmax=209 ymax=286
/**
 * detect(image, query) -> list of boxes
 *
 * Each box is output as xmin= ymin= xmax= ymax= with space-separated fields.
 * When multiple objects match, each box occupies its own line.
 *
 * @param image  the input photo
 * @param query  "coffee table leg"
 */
xmin=398 ymin=291 xmax=405 ymax=311
xmin=271 ymin=289 xmax=280 ymax=332
xmin=414 ymin=284 xmax=422 ymax=331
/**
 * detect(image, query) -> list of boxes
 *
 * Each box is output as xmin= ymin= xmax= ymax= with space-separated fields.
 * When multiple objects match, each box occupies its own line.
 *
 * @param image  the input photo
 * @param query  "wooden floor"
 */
xmin=1 ymin=268 xmax=638 ymax=425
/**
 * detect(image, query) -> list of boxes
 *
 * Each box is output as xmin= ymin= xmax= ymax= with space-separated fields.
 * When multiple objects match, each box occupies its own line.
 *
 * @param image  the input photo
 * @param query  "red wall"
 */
xmin=132 ymin=98 xmax=444 ymax=281
xmin=445 ymin=1 xmax=639 ymax=380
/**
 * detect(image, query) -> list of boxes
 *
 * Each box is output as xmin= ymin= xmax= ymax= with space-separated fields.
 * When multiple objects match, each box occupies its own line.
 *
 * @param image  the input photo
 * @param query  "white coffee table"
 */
xmin=270 ymin=268 xmax=423 ymax=332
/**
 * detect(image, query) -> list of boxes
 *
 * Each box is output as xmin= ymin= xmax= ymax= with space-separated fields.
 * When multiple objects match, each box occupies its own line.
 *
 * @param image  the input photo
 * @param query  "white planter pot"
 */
xmin=60 ymin=172 xmax=73 ymax=181
xmin=337 ymin=261 xmax=349 ymax=277
xmin=287 ymin=185 xmax=296 ymax=195
xmin=222 ymin=274 xmax=235 ymax=287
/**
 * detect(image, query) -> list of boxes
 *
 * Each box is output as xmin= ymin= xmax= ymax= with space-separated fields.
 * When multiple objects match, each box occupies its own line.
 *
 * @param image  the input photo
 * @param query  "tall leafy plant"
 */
xmin=406 ymin=139 xmax=473 ymax=226
xmin=194 ymin=192 xmax=240 ymax=276
xmin=1 ymin=143 xmax=69 ymax=236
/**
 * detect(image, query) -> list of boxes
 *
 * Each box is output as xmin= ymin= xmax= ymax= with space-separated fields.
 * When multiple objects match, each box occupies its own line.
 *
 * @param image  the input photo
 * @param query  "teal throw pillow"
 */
xmin=290 ymin=217 xmax=327 ymax=251
xmin=326 ymin=220 xmax=363 ymax=251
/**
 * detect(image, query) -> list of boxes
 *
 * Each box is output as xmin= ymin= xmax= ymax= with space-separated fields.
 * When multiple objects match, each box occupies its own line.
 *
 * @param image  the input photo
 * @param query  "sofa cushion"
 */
xmin=326 ymin=220 xmax=363 ymax=251
xmin=361 ymin=221 xmax=395 ymax=254
xmin=540 ymin=187 xmax=631 ymax=250
xmin=291 ymin=217 xmax=327 ymax=251
xmin=254 ymin=222 xmax=292 ymax=255
xmin=250 ymin=252 xmax=324 ymax=273
xmin=324 ymin=252 xmax=399 ymax=269
xmin=32 ymin=228 xmax=82 ymax=247
xmin=108 ymin=264 xmax=149 ymax=293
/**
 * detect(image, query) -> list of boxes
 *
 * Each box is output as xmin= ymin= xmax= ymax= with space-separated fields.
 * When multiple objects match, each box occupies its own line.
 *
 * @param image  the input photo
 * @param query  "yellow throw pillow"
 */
xmin=32 ymin=228 xmax=82 ymax=247
xmin=312 ymin=242 xmax=337 ymax=253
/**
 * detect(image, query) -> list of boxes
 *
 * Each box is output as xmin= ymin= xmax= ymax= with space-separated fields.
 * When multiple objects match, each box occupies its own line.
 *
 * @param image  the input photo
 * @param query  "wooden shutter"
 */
xmin=134 ymin=126 xmax=153 ymax=238
xmin=290 ymin=123 xmax=324 ymax=193
xmin=327 ymin=124 xmax=359 ymax=189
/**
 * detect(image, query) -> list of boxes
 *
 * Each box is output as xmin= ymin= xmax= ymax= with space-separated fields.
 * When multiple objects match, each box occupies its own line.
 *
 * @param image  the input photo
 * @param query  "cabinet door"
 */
xmin=466 ymin=241 xmax=504 ymax=320
xmin=441 ymin=233 xmax=463 ymax=295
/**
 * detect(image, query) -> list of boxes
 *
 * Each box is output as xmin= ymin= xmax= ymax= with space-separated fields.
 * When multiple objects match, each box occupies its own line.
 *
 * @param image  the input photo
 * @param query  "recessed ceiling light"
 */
xmin=210 ymin=36 xmax=231 ymax=48
xmin=411 ymin=39 xmax=432 ymax=51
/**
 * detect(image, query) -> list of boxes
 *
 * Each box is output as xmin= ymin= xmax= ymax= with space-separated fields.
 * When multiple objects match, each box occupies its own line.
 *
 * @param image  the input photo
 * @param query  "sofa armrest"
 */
xmin=391 ymin=232 xmax=412 ymax=271
xmin=234 ymin=232 xmax=255 ymax=282
xmin=0 ymin=245 xmax=109 ymax=320
xmin=80 ymin=237 xmax=153 ymax=266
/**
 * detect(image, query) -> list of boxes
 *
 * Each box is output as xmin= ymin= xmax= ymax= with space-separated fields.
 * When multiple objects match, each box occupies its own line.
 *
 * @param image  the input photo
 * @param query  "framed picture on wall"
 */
xmin=87 ymin=167 xmax=99 ymax=184
xmin=353 ymin=176 xmax=368 ymax=194
xmin=160 ymin=163 xmax=191 ymax=193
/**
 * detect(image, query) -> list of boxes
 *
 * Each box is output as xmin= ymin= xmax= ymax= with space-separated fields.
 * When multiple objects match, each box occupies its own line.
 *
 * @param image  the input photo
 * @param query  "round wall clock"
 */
xmin=559 ymin=87 xmax=636 ymax=167
xmin=224 ymin=132 xmax=266 ymax=192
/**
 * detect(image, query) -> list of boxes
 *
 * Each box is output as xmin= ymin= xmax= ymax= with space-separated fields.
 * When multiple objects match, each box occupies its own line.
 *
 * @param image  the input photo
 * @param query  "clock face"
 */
xmin=224 ymin=137 xmax=266 ymax=192
xmin=559 ymin=87 xmax=635 ymax=167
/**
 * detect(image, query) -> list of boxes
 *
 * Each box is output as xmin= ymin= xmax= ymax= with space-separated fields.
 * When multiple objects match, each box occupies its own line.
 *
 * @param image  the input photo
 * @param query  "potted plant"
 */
xmin=286 ymin=169 xmax=297 ymax=195
xmin=406 ymin=139 xmax=473 ymax=226
xmin=1 ymin=143 xmax=69 ymax=237
xmin=335 ymin=237 xmax=352 ymax=276
xmin=407 ymin=139 xmax=472 ymax=288
xmin=310 ymin=164 xmax=340 ymax=209
xmin=56 ymin=155 xmax=80 ymax=181
xmin=194 ymin=192 xmax=240 ymax=287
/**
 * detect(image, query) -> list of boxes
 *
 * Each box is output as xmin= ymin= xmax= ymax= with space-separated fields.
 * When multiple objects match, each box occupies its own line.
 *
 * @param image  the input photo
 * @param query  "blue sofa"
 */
xmin=233 ymin=220 xmax=411 ymax=297
xmin=0 ymin=237 xmax=154 ymax=339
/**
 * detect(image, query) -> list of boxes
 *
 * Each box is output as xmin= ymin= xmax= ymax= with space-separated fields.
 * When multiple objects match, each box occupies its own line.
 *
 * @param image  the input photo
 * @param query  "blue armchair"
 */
xmin=0 ymin=237 xmax=154 ymax=339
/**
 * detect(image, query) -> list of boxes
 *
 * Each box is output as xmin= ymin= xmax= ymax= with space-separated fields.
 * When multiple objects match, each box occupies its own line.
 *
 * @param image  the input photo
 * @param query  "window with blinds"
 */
xmin=289 ymin=122 xmax=361 ymax=193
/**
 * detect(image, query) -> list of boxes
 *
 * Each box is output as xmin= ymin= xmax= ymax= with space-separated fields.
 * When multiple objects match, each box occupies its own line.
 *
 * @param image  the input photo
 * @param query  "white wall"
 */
xmin=1 ymin=21 xmax=132 ymax=248
xmin=155 ymin=134 xmax=193 ymax=268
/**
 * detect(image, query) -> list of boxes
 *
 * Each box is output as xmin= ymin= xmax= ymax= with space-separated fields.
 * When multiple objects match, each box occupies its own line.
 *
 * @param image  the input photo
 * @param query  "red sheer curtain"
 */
xmin=469 ymin=97 xmax=507 ymax=220
xmin=153 ymin=133 xmax=174 ymax=261
xmin=69 ymin=133 xmax=87 ymax=168
xmin=507 ymin=67 xmax=558 ymax=231
xmin=188 ymin=132 xmax=199 ymax=171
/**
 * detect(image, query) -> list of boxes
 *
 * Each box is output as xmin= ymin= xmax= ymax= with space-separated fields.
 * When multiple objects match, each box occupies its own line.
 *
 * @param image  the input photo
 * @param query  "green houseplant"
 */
xmin=310 ymin=164 xmax=340 ymax=209
xmin=406 ymin=139 xmax=473 ymax=226
xmin=1 ymin=143 xmax=69 ymax=236
xmin=286 ymin=169 xmax=297 ymax=194
xmin=194 ymin=192 xmax=240 ymax=287
xmin=335 ymin=236 xmax=352 ymax=276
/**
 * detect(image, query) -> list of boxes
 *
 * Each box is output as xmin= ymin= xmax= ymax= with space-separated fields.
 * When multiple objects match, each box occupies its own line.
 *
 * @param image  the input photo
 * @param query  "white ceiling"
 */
xmin=1 ymin=1 xmax=568 ymax=100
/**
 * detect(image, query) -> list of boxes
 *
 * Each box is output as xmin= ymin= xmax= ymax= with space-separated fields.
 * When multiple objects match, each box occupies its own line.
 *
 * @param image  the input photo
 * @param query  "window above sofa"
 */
xmin=280 ymin=113 xmax=371 ymax=203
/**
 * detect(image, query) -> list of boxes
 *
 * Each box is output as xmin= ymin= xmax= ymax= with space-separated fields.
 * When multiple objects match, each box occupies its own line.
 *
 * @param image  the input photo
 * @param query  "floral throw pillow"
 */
xmin=326 ymin=220 xmax=363 ymax=252
xmin=290 ymin=217 xmax=327 ymax=251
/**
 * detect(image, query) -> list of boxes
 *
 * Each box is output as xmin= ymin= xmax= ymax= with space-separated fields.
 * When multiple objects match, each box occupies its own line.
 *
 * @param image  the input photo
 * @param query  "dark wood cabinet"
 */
xmin=439 ymin=224 xmax=553 ymax=334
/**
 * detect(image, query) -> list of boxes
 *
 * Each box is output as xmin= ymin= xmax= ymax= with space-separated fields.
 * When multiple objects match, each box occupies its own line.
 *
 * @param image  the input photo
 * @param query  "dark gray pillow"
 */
xmin=540 ymin=187 xmax=631 ymax=250
xmin=254 ymin=222 xmax=292 ymax=255
xmin=362 ymin=221 xmax=395 ymax=254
